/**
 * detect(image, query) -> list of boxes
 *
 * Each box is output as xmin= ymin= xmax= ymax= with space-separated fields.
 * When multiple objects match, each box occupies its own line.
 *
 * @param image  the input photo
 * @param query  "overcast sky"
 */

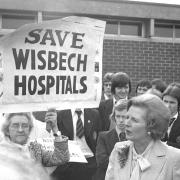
xmin=130 ymin=0 xmax=180 ymax=5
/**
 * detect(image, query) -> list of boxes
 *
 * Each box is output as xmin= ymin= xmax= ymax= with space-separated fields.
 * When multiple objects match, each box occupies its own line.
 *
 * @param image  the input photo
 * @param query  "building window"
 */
xmin=105 ymin=21 xmax=118 ymax=35
xmin=120 ymin=22 xmax=142 ymax=36
xmin=155 ymin=24 xmax=173 ymax=38
xmin=43 ymin=15 xmax=65 ymax=21
xmin=105 ymin=20 xmax=142 ymax=37
xmin=2 ymin=15 xmax=35 ymax=29
xmin=175 ymin=25 xmax=180 ymax=38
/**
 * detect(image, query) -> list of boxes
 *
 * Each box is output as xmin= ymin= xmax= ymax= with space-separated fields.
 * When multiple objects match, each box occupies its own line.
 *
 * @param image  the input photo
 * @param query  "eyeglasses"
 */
xmin=10 ymin=123 xmax=29 ymax=130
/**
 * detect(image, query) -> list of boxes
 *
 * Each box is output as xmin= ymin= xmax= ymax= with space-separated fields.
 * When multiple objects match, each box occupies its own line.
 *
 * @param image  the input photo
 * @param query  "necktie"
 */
xmin=76 ymin=110 xmax=84 ymax=138
xmin=169 ymin=117 xmax=176 ymax=127
xmin=119 ymin=132 xmax=126 ymax=141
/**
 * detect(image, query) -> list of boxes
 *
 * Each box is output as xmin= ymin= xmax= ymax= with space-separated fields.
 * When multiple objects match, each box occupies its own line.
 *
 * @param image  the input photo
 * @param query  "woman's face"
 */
xmin=115 ymin=84 xmax=129 ymax=100
xmin=8 ymin=115 xmax=30 ymax=145
xmin=125 ymin=106 xmax=148 ymax=143
xmin=163 ymin=95 xmax=178 ymax=117
xmin=114 ymin=109 xmax=127 ymax=131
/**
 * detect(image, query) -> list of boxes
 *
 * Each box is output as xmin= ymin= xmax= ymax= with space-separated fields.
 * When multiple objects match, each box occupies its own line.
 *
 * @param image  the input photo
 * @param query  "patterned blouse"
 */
xmin=29 ymin=136 xmax=69 ymax=167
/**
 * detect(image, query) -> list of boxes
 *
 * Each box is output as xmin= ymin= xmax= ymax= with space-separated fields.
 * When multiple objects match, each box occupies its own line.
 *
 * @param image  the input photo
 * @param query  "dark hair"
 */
xmin=103 ymin=72 xmax=113 ymax=83
xmin=163 ymin=82 xmax=180 ymax=107
xmin=135 ymin=79 xmax=152 ymax=93
xmin=127 ymin=94 xmax=170 ymax=140
xmin=151 ymin=78 xmax=167 ymax=93
xmin=111 ymin=72 xmax=131 ymax=95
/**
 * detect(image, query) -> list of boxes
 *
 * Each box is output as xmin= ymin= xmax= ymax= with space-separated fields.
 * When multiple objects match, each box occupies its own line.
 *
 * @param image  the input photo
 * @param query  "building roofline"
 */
xmin=0 ymin=0 xmax=180 ymax=21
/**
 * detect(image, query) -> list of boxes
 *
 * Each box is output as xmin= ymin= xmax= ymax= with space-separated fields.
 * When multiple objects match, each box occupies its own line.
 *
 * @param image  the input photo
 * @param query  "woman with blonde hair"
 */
xmin=105 ymin=94 xmax=180 ymax=180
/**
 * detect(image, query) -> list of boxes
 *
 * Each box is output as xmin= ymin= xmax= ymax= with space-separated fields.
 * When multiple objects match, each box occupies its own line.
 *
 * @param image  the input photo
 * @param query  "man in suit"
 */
xmin=162 ymin=82 xmax=180 ymax=149
xmin=98 ymin=72 xmax=131 ymax=131
xmin=51 ymin=108 xmax=101 ymax=180
xmin=94 ymin=100 xmax=127 ymax=180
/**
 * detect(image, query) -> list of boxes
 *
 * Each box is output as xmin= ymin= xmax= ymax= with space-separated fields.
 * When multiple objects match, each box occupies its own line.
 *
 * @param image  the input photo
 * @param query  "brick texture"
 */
xmin=103 ymin=39 xmax=180 ymax=96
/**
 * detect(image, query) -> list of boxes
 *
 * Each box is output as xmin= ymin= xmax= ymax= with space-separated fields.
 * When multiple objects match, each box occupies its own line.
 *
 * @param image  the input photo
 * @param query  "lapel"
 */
xmin=84 ymin=109 xmax=93 ymax=136
xmin=141 ymin=140 xmax=167 ymax=180
xmin=62 ymin=110 xmax=74 ymax=139
xmin=105 ymin=99 xmax=114 ymax=129
xmin=169 ymin=114 xmax=180 ymax=138
xmin=106 ymin=129 xmax=119 ymax=153
xmin=107 ymin=98 xmax=113 ymax=111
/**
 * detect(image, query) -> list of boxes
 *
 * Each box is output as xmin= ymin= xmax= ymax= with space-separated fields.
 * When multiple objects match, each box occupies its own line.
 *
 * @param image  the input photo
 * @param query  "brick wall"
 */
xmin=103 ymin=39 xmax=180 ymax=96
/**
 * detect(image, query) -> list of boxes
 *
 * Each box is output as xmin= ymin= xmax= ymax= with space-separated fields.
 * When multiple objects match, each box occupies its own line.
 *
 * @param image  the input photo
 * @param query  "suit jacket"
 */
xmin=105 ymin=140 xmax=180 ymax=180
xmin=57 ymin=108 xmax=101 ymax=154
xmin=98 ymin=98 xmax=114 ymax=131
xmin=95 ymin=129 xmax=119 ymax=180
xmin=167 ymin=114 xmax=180 ymax=149
xmin=29 ymin=136 xmax=69 ymax=167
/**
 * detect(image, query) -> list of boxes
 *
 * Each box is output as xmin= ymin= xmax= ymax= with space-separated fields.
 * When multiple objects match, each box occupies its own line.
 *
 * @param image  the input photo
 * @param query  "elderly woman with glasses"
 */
xmin=1 ymin=112 xmax=69 ymax=167
xmin=105 ymin=94 xmax=180 ymax=180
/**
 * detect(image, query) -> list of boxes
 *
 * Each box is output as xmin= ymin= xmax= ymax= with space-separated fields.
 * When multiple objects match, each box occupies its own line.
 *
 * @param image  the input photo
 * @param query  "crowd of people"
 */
xmin=0 ymin=70 xmax=180 ymax=180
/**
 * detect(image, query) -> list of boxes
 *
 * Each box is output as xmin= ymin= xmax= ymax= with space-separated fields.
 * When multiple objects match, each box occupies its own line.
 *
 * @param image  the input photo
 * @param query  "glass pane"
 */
xmin=175 ymin=25 xmax=180 ymax=38
xmin=120 ymin=22 xmax=142 ymax=36
xmin=155 ymin=24 xmax=173 ymax=38
xmin=43 ymin=15 xmax=65 ymax=21
xmin=105 ymin=21 xmax=118 ymax=35
xmin=2 ymin=15 xmax=35 ymax=29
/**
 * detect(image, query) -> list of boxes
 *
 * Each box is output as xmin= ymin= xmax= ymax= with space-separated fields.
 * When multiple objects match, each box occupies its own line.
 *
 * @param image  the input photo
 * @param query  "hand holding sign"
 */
xmin=45 ymin=108 xmax=58 ymax=134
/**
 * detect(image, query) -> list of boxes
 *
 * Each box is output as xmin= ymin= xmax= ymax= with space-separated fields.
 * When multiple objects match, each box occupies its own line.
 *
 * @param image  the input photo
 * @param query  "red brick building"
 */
xmin=0 ymin=0 xmax=180 ymax=94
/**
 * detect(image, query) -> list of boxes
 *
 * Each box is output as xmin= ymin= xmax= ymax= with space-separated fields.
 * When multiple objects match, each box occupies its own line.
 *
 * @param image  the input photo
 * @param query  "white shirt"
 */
xmin=71 ymin=108 xmax=93 ymax=158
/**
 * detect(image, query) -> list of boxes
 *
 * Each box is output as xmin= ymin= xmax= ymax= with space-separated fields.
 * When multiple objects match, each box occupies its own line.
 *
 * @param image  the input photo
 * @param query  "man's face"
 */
xmin=136 ymin=86 xmax=149 ymax=96
xmin=114 ymin=84 xmax=129 ymax=100
xmin=115 ymin=109 xmax=127 ymax=131
xmin=163 ymin=95 xmax=178 ymax=117
xmin=103 ymin=81 xmax=112 ymax=97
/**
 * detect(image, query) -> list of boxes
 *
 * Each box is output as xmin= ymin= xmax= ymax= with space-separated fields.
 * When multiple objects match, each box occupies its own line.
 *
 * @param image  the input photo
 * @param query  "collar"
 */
xmin=115 ymin=126 xmax=124 ymax=135
xmin=133 ymin=140 xmax=154 ymax=156
xmin=172 ymin=112 xmax=178 ymax=119
xmin=71 ymin=108 xmax=84 ymax=117
xmin=132 ymin=140 xmax=154 ymax=171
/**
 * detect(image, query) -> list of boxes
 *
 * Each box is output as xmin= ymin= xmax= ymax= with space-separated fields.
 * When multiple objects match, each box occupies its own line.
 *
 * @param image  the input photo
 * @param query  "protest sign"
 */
xmin=0 ymin=16 xmax=106 ymax=112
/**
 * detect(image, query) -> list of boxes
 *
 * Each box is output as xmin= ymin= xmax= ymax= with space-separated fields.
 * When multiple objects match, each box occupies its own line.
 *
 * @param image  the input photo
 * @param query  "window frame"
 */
xmin=104 ymin=19 xmax=144 ymax=38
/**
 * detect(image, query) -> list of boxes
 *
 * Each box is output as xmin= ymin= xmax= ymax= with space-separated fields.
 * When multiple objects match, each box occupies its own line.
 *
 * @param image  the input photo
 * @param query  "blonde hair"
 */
xmin=110 ymin=99 xmax=128 ymax=122
xmin=128 ymin=94 xmax=171 ymax=140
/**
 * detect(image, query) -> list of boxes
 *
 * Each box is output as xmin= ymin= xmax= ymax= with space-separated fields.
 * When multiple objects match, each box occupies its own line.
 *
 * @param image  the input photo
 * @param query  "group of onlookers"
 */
xmin=0 ymin=71 xmax=180 ymax=180
xmin=94 ymin=71 xmax=180 ymax=180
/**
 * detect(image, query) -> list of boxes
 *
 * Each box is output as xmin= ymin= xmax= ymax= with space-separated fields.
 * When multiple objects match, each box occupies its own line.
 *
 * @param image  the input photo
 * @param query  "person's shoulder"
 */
xmin=84 ymin=108 xmax=100 ymax=115
xmin=166 ymin=143 xmax=180 ymax=156
xmin=99 ymin=98 xmax=113 ymax=106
